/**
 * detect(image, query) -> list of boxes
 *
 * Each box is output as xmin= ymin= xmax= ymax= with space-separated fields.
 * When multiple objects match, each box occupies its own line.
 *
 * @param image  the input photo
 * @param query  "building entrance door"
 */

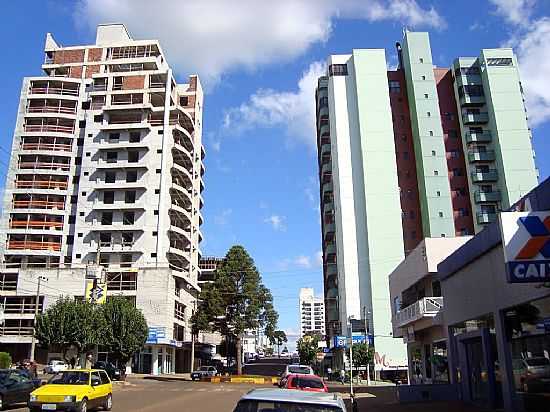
xmin=465 ymin=338 xmax=487 ymax=402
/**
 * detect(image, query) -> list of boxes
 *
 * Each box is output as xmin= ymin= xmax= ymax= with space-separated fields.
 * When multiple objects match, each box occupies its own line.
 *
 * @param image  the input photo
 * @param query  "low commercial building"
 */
xmin=389 ymin=237 xmax=471 ymax=383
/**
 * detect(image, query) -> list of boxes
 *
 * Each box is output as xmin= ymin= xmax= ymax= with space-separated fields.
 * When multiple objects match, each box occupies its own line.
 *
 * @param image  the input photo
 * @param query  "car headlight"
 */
xmin=30 ymin=394 xmax=37 ymax=402
xmin=64 ymin=395 xmax=76 ymax=402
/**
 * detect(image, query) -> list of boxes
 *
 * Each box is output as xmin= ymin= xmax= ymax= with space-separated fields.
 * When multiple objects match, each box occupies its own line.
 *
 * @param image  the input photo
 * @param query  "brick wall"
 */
xmin=87 ymin=48 xmax=103 ymax=62
xmin=85 ymin=65 xmax=101 ymax=78
xmin=123 ymin=75 xmax=145 ymax=90
xmin=53 ymin=49 xmax=85 ymax=64
xmin=69 ymin=66 xmax=82 ymax=79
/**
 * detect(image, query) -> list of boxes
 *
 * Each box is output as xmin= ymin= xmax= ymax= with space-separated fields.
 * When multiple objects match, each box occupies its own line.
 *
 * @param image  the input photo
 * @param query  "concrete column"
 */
xmin=152 ymin=347 xmax=159 ymax=376
xmin=494 ymin=310 xmax=522 ymax=412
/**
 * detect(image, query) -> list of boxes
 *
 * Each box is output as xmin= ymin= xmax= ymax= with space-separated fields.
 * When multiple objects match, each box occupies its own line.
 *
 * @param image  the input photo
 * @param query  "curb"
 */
xmin=202 ymin=376 xmax=279 ymax=384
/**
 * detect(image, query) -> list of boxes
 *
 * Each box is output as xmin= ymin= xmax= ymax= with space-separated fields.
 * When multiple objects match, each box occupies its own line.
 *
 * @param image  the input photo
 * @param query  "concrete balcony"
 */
xmin=474 ymin=190 xmax=501 ymax=203
xmin=321 ymin=162 xmax=331 ymax=176
xmin=459 ymin=94 xmax=485 ymax=106
xmin=394 ymin=297 xmax=444 ymax=328
xmin=465 ymin=131 xmax=492 ymax=144
xmin=477 ymin=211 xmax=498 ymax=224
xmin=320 ymin=143 xmax=331 ymax=156
xmin=323 ymin=222 xmax=336 ymax=238
xmin=319 ymin=124 xmax=330 ymax=138
xmin=462 ymin=112 xmax=489 ymax=124
xmin=468 ymin=150 xmax=495 ymax=162
xmin=471 ymin=170 xmax=498 ymax=183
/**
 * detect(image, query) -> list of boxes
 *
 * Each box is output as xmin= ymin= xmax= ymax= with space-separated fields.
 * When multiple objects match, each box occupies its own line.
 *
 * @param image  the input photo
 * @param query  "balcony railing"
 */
xmin=477 ymin=211 xmax=498 ymax=224
xmin=24 ymin=124 xmax=74 ymax=134
xmin=29 ymin=87 xmax=79 ymax=97
xmin=18 ymin=162 xmax=70 ymax=171
xmin=468 ymin=150 xmax=496 ymax=162
xmin=21 ymin=143 xmax=72 ymax=152
xmin=27 ymin=106 xmax=76 ymax=115
xmin=10 ymin=220 xmax=63 ymax=230
xmin=15 ymin=180 xmax=68 ymax=190
xmin=13 ymin=200 xmax=65 ymax=210
xmin=471 ymin=170 xmax=498 ymax=183
xmin=462 ymin=112 xmax=489 ymax=124
xmin=394 ymin=297 xmax=444 ymax=328
xmin=7 ymin=240 xmax=61 ymax=251
xmin=474 ymin=190 xmax=501 ymax=203
xmin=0 ymin=325 xmax=34 ymax=336
xmin=465 ymin=131 xmax=492 ymax=144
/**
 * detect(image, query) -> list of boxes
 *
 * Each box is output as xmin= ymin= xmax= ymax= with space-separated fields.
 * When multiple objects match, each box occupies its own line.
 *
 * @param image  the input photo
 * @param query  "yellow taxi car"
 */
xmin=28 ymin=369 xmax=112 ymax=412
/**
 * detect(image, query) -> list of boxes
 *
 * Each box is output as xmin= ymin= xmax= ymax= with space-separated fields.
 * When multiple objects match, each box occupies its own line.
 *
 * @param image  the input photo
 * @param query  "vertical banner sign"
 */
xmin=85 ymin=280 xmax=107 ymax=304
xmin=500 ymin=211 xmax=550 ymax=283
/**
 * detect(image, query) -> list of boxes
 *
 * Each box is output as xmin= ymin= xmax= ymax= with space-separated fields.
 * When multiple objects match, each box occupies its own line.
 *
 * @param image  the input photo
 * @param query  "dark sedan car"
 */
xmin=0 ymin=369 xmax=41 ymax=410
xmin=93 ymin=361 xmax=121 ymax=381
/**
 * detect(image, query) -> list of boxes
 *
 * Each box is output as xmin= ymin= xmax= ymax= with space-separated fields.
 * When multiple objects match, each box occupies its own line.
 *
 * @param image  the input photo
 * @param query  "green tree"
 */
xmin=347 ymin=343 xmax=374 ymax=369
xmin=296 ymin=333 xmax=321 ymax=365
xmin=35 ymin=297 xmax=106 ymax=363
xmin=192 ymin=245 xmax=278 ymax=375
xmin=0 ymin=352 xmax=12 ymax=369
xmin=269 ymin=330 xmax=287 ymax=358
xmin=100 ymin=297 xmax=148 ymax=371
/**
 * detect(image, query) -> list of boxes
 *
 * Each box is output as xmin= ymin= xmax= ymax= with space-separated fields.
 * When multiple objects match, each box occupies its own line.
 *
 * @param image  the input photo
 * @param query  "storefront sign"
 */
xmin=147 ymin=327 xmax=166 ymax=344
xmin=331 ymin=334 xmax=374 ymax=348
xmin=500 ymin=211 xmax=550 ymax=283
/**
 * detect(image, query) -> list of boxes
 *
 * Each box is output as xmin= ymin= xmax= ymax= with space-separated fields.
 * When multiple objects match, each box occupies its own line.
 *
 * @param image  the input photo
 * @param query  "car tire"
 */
xmin=104 ymin=393 xmax=113 ymax=411
xmin=78 ymin=398 xmax=88 ymax=412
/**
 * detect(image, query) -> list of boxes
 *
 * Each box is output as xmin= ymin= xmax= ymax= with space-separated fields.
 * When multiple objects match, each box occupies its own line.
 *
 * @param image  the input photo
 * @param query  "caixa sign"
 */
xmin=500 ymin=211 xmax=550 ymax=283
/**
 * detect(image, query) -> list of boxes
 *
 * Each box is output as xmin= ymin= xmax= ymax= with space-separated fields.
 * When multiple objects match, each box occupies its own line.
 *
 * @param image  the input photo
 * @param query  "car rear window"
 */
xmin=288 ymin=366 xmax=311 ymax=374
xmin=292 ymin=377 xmax=324 ymax=389
xmin=234 ymin=400 xmax=341 ymax=412
xmin=525 ymin=358 xmax=550 ymax=366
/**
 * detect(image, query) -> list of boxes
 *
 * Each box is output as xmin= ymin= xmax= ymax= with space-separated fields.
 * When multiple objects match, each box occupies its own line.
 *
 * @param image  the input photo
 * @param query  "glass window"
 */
xmin=129 ymin=132 xmax=141 ymax=143
xmin=105 ymin=171 xmax=116 ymax=183
xmin=328 ymin=64 xmax=348 ymax=76
xmin=123 ymin=211 xmax=135 ymax=225
xmin=389 ymin=80 xmax=401 ymax=93
xmin=125 ymin=191 xmax=136 ymax=204
xmin=106 ymin=151 xmax=117 ymax=163
xmin=486 ymin=58 xmax=513 ymax=66
xmin=234 ymin=401 xmax=341 ymax=412
xmin=126 ymin=170 xmax=137 ymax=183
xmin=101 ymin=212 xmax=113 ymax=226
xmin=128 ymin=151 xmax=139 ymax=163
xmin=99 ymin=371 xmax=110 ymax=385
xmin=104 ymin=191 xmax=114 ymax=204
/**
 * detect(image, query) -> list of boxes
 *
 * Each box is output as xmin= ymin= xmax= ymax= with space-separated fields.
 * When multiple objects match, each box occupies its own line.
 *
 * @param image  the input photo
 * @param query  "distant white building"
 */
xmin=299 ymin=288 xmax=325 ymax=337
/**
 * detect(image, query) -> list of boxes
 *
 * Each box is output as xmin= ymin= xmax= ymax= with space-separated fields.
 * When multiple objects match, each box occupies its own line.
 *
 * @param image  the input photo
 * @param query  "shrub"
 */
xmin=0 ymin=352 xmax=12 ymax=369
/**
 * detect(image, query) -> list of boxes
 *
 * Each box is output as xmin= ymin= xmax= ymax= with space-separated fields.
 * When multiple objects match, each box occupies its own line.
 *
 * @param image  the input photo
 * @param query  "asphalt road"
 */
xmin=4 ymin=379 xmax=257 ymax=412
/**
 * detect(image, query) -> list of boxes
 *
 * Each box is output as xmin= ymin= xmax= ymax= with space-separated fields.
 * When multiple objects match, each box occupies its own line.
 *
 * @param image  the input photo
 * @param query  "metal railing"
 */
xmin=21 ymin=143 xmax=72 ymax=152
xmin=13 ymin=200 xmax=65 ymax=210
xmin=7 ymin=240 xmax=62 ymax=251
xmin=24 ymin=124 xmax=74 ymax=134
xmin=27 ymin=106 xmax=76 ymax=114
xmin=15 ymin=180 xmax=68 ymax=190
xmin=394 ymin=297 xmax=444 ymax=327
xmin=0 ymin=325 xmax=34 ymax=336
xmin=29 ymin=87 xmax=79 ymax=96
xmin=18 ymin=162 xmax=70 ymax=171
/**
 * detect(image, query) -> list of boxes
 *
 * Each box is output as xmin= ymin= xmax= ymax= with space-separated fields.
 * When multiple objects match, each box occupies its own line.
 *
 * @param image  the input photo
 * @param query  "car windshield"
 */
xmin=289 ymin=366 xmax=311 ymax=374
xmin=199 ymin=366 xmax=210 ymax=371
xmin=525 ymin=358 xmax=550 ymax=367
xmin=292 ymin=377 xmax=324 ymax=389
xmin=49 ymin=371 xmax=89 ymax=385
xmin=234 ymin=400 xmax=341 ymax=412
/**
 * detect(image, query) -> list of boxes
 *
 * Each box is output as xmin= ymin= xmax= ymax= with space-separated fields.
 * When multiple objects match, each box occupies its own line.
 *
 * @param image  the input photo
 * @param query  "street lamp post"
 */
xmin=348 ymin=316 xmax=354 ymax=398
xmin=363 ymin=306 xmax=371 ymax=386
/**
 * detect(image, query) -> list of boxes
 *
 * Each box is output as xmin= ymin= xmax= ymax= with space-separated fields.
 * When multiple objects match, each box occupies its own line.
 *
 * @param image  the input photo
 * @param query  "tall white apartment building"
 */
xmin=299 ymin=288 xmax=325 ymax=338
xmin=0 ymin=24 xmax=205 ymax=374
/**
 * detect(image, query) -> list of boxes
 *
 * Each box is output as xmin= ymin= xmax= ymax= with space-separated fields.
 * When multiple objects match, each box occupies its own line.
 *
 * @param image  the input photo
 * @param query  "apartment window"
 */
xmin=126 ymin=170 xmax=137 ymax=183
xmin=105 ymin=171 xmax=116 ymax=183
xmin=180 ymin=96 xmax=189 ymax=106
xmin=79 ymin=120 xmax=86 ymax=128
xmin=79 ymin=212 xmax=85 ymax=216
xmin=84 ymin=171 xmax=89 ymax=176
xmin=68 ymin=215 xmax=76 ymax=224
xmin=486 ymin=57 xmax=513 ymax=66
xmin=152 ymin=231 xmax=158 ymax=237
xmin=104 ymin=191 xmax=114 ymax=204
xmin=459 ymin=208 xmax=470 ymax=217
xmin=431 ymin=150 xmax=436 ymax=156
xmin=100 ymin=232 xmax=112 ymax=246
xmin=81 ymin=191 xmax=86 ymax=197
xmin=436 ymin=191 xmax=441 ymax=197
xmin=409 ymin=211 xmax=415 ymax=219
xmin=82 ymin=101 xmax=90 ymax=110
xmin=109 ymin=133 xmax=120 ymax=142
xmin=76 ymin=253 xmax=81 ymax=258
xmin=439 ymin=212 xmax=444 ymax=217
xmin=403 ymin=152 xmax=409 ymax=160
xmin=156 ymin=149 xmax=162 ymax=154
xmin=444 ymin=112 xmax=455 ymax=120
xmin=389 ymin=80 xmax=401 ymax=93
xmin=156 ymin=169 xmax=161 ymax=174
xmin=429 ymin=130 xmax=434 ymax=136
xmin=411 ymin=230 xmax=417 ymax=239
xmin=123 ymin=211 xmax=135 ymax=225
xmin=122 ymin=232 xmax=134 ymax=246
xmin=424 ymin=93 xmax=429 ymax=99
xmin=128 ymin=151 xmax=139 ymax=163
xmin=151 ymin=253 xmax=157 ymax=258
xmin=427 ymin=111 xmax=431 ymax=117
xmin=450 ymin=150 xmax=459 ymax=159
xmin=155 ymin=189 xmax=160 ymax=194
xmin=107 ymin=151 xmax=118 ymax=163
xmin=441 ymin=234 xmax=446 ymax=238
xmin=94 ymin=115 xmax=103 ymax=123
xmin=125 ymin=191 xmax=136 ymax=203
xmin=85 ymin=152 xmax=91 ymax=157
xmin=434 ymin=170 xmax=439 ymax=176
xmin=101 ymin=212 xmax=113 ymax=225
xmin=421 ymin=75 xmax=426 ymax=80
xmin=154 ymin=210 xmax=159 ymax=216
xmin=129 ymin=132 xmax=141 ymax=143
xmin=120 ymin=254 xmax=132 ymax=268
xmin=328 ymin=64 xmax=348 ymax=76
xmin=419 ymin=58 xmax=424 ymax=63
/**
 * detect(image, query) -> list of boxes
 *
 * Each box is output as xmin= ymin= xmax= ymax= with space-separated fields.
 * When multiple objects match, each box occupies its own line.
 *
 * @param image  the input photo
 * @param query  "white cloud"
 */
xmin=488 ymin=0 xmax=536 ymax=25
xmin=315 ymin=251 xmax=324 ymax=267
xmin=513 ymin=18 xmax=550 ymax=126
xmin=264 ymin=215 xmax=286 ymax=231
xmin=224 ymin=61 xmax=326 ymax=148
xmin=294 ymin=255 xmax=312 ymax=268
xmin=75 ymin=0 xmax=445 ymax=85
xmin=214 ymin=208 xmax=232 ymax=225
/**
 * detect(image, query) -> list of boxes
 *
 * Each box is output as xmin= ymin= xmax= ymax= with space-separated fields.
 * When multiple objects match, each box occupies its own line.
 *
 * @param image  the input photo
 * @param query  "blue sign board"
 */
xmin=146 ymin=327 xmax=166 ymax=344
xmin=332 ymin=335 xmax=373 ymax=348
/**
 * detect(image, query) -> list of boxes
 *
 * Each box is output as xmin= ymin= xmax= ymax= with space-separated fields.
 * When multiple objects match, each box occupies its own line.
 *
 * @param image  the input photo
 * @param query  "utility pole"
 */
xmin=30 ymin=276 xmax=46 ymax=361
xmin=190 ymin=298 xmax=196 ymax=373
xmin=348 ymin=317 xmax=354 ymax=397
xmin=363 ymin=306 xmax=371 ymax=386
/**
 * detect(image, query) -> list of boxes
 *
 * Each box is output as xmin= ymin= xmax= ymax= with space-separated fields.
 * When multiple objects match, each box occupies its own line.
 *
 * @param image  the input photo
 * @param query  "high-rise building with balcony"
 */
xmin=316 ymin=31 xmax=538 ymax=372
xmin=0 ymin=24 xmax=205 ymax=373
xmin=299 ymin=288 xmax=325 ymax=338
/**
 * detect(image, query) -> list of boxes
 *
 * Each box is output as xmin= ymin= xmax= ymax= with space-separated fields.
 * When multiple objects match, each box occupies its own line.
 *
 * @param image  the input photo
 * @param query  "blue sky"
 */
xmin=1 ymin=1 xmax=550 ymax=348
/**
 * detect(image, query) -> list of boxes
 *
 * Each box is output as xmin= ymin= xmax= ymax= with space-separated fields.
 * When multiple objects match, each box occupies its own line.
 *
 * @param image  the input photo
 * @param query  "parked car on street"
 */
xmin=191 ymin=366 xmax=218 ymax=381
xmin=281 ymin=364 xmax=314 ymax=379
xmin=29 ymin=369 xmax=112 ymax=412
xmin=512 ymin=357 xmax=550 ymax=392
xmin=0 ymin=369 xmax=42 ymax=410
xmin=44 ymin=359 xmax=68 ymax=374
xmin=233 ymin=388 xmax=346 ymax=412
xmin=93 ymin=361 xmax=121 ymax=381
xmin=281 ymin=374 xmax=328 ymax=393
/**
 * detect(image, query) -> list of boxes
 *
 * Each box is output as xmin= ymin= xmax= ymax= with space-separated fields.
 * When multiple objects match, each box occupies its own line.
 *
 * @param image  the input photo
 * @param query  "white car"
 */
xmin=43 ymin=359 xmax=68 ymax=374
xmin=233 ymin=388 xmax=346 ymax=412
xmin=282 ymin=364 xmax=314 ymax=378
